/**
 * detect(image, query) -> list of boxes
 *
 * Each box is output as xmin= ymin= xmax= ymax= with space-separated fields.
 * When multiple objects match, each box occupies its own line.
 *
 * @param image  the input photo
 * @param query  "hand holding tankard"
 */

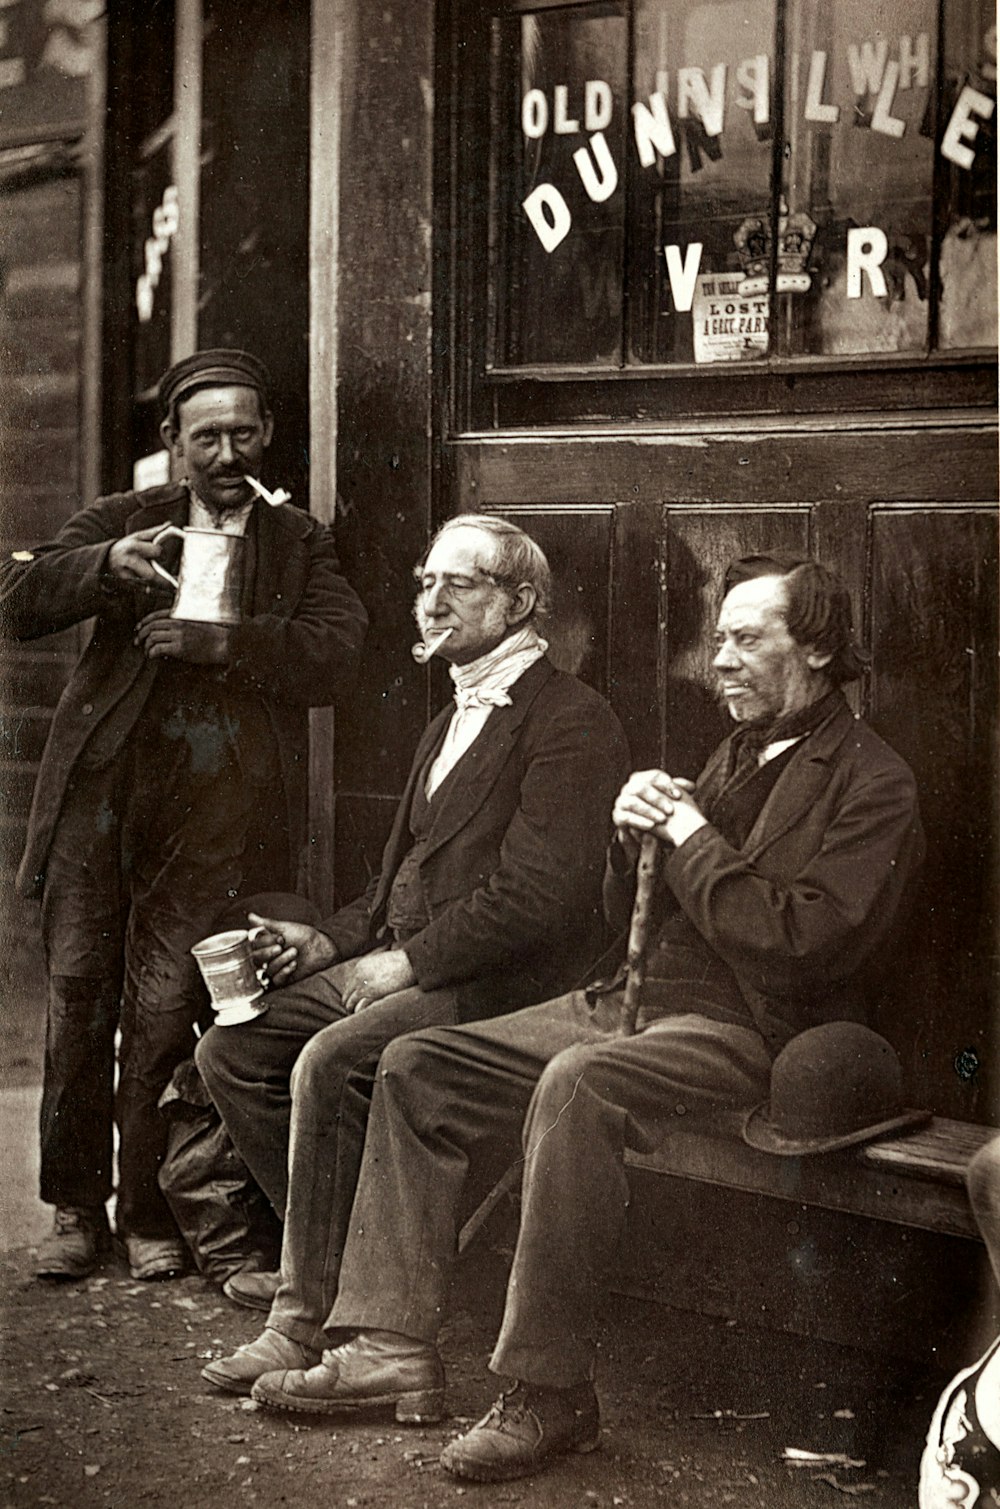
xmin=108 ymin=524 xmax=175 ymax=584
xmin=148 ymin=523 xmax=245 ymax=625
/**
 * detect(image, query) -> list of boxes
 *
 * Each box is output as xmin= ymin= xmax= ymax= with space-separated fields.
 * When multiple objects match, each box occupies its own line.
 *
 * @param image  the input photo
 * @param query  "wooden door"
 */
xmin=445 ymin=427 xmax=998 ymax=1122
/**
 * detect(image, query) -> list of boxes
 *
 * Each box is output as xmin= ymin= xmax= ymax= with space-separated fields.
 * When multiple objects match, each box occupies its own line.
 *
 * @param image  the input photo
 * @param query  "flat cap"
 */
xmin=158 ymin=348 xmax=272 ymax=416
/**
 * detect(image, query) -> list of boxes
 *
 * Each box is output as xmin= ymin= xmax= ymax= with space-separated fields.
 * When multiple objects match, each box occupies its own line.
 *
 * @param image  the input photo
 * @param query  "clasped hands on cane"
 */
xmin=611 ymin=770 xmax=707 ymax=858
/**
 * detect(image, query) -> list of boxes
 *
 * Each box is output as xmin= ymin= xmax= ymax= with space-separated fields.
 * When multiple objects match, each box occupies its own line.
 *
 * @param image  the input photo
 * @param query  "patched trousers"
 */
xmin=195 ymin=962 xmax=460 ymax=1350
xmin=40 ymin=681 xmax=286 ymax=1239
xmin=329 ymin=990 xmax=772 ymax=1387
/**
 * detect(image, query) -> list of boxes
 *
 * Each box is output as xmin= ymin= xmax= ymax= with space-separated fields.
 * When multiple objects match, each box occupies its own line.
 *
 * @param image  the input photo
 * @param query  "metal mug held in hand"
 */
xmin=191 ymin=927 xmax=268 ymax=1027
xmin=150 ymin=525 xmax=245 ymax=625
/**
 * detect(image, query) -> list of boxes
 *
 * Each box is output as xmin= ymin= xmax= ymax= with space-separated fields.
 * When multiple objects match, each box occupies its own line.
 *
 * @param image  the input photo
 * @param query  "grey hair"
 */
xmin=422 ymin=513 xmax=552 ymax=620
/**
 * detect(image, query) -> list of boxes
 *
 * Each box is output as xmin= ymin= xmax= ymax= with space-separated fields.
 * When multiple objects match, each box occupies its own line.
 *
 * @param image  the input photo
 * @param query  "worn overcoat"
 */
xmin=605 ymin=695 xmax=924 ymax=1052
xmin=0 ymin=483 xmax=368 ymax=897
xmin=320 ymin=655 xmax=632 ymax=1020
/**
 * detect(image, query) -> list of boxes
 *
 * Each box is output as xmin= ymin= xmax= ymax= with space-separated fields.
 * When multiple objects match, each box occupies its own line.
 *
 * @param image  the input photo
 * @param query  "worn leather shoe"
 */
xmin=222 ymin=1268 xmax=281 ymax=1311
xmin=251 ymin=1330 xmax=445 ymax=1422
xmin=440 ymin=1380 xmax=601 ymax=1481
xmin=35 ymin=1206 xmax=109 ymax=1280
xmin=201 ymin=1328 xmax=321 ymax=1396
xmin=125 ymin=1235 xmax=188 ymax=1281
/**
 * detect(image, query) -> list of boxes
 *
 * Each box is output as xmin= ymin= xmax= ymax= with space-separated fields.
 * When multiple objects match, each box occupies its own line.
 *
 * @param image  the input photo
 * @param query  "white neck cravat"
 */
xmin=425 ymin=626 xmax=548 ymax=797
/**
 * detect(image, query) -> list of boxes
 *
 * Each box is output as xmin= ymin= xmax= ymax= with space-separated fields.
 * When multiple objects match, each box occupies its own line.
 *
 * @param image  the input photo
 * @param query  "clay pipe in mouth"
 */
xmin=243 ymin=475 xmax=291 ymax=507
xmin=411 ymin=628 xmax=455 ymax=664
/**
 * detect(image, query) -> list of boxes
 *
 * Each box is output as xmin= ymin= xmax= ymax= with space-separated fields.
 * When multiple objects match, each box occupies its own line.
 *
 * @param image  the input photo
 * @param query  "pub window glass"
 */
xmin=630 ymin=0 xmax=776 ymax=366
xmin=780 ymin=0 xmax=935 ymax=357
xmin=489 ymin=0 xmax=996 ymax=371
xmin=492 ymin=3 xmax=627 ymax=366
xmin=938 ymin=0 xmax=997 ymax=348
xmin=132 ymin=140 xmax=174 ymax=402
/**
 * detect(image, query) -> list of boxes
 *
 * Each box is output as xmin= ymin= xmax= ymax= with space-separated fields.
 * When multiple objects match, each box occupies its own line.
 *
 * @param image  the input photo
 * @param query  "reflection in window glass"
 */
xmin=489 ymin=0 xmax=996 ymax=372
xmin=631 ymin=0 xmax=775 ymax=365
xmin=495 ymin=4 xmax=627 ymax=366
xmin=783 ymin=0 xmax=936 ymax=355
xmin=938 ymin=0 xmax=997 ymax=348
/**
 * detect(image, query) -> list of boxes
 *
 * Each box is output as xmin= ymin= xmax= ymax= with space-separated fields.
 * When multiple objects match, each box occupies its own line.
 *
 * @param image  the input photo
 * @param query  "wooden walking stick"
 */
xmin=620 ymin=831 xmax=661 ymax=1037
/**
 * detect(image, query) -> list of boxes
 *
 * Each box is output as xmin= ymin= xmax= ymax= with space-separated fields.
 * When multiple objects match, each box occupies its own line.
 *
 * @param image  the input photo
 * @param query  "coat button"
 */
xmin=82 ymin=703 xmax=94 ymax=715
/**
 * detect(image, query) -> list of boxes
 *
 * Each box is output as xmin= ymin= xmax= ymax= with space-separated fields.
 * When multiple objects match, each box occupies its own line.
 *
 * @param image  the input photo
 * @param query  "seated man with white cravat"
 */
xmin=195 ymin=512 xmax=630 ymax=1394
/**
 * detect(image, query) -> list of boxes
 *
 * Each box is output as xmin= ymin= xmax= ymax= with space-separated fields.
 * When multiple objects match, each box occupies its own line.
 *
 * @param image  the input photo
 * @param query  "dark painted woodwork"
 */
xmin=445 ymin=426 xmax=998 ymax=1123
xmin=475 ymin=363 xmax=996 ymax=432
xmin=610 ymin=499 xmax=662 ymax=764
xmin=451 ymin=422 xmax=996 ymax=507
xmin=626 ymin=1117 xmax=999 ymax=1242
xmin=868 ymin=506 xmax=999 ymax=1122
xmin=326 ymin=0 xmax=436 ymax=909
xmin=198 ymin=3 xmax=310 ymax=502
xmin=621 ymin=1172 xmax=999 ymax=1367
xmin=331 ymin=793 xmax=406 ymax=921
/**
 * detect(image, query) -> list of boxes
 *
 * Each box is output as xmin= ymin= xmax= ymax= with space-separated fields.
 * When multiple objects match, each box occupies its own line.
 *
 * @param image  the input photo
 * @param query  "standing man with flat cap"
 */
xmin=0 ymin=349 xmax=367 ymax=1282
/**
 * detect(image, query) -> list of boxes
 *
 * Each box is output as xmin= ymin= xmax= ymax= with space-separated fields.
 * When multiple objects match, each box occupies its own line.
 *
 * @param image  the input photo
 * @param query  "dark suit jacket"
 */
xmin=0 ymin=483 xmax=368 ymax=897
xmin=604 ymin=696 xmax=924 ymax=1053
xmin=321 ymin=656 xmax=631 ymax=1021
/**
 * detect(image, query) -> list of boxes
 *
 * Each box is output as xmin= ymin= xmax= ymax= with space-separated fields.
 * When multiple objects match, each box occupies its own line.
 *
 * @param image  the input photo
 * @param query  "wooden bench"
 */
xmin=459 ymin=1116 xmax=999 ymax=1250
xmin=625 ymin=1116 xmax=998 ymax=1241
xmin=457 ymin=1117 xmax=999 ymax=1363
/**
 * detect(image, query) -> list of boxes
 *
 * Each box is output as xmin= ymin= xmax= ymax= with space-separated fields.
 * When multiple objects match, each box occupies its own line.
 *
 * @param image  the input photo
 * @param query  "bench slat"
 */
xmin=859 ymin=1117 xmax=997 ymax=1184
xmin=458 ymin=1118 xmax=1000 ymax=1253
xmin=624 ymin=1116 xmax=998 ymax=1241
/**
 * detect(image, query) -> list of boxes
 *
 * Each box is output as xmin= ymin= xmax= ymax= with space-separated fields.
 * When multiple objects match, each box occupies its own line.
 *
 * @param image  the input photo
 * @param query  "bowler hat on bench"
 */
xmin=743 ymin=1021 xmax=930 ymax=1156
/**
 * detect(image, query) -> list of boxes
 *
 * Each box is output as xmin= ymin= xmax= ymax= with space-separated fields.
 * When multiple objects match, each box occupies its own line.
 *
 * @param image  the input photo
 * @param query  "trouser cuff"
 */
xmin=326 ymin=1304 xmax=441 ymax=1347
xmin=489 ymin=1340 xmax=594 ymax=1390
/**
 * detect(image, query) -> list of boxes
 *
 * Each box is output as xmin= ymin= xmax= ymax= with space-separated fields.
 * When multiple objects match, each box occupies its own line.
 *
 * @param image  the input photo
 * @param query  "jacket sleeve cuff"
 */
xmin=662 ymin=820 xmax=719 ymax=889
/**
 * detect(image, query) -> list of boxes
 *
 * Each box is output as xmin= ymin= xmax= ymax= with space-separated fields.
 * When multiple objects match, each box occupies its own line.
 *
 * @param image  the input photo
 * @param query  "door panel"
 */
xmin=868 ymin=505 xmax=999 ymax=1119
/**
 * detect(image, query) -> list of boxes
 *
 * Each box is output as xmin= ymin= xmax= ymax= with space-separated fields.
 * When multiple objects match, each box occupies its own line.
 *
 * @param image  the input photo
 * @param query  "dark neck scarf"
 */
xmin=696 ymin=687 xmax=845 ymax=838
xmin=725 ymin=687 xmax=844 ymax=777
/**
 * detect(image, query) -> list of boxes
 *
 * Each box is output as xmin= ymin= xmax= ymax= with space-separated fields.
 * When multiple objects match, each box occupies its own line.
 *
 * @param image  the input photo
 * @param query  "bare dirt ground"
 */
xmin=0 ymin=952 xmax=949 ymax=1508
xmin=1 ymin=1237 xmax=946 ymax=1509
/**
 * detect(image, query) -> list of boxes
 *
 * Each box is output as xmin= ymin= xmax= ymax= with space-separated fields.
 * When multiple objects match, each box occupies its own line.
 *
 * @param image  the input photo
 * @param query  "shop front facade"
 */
xmin=95 ymin=0 xmax=997 ymax=1125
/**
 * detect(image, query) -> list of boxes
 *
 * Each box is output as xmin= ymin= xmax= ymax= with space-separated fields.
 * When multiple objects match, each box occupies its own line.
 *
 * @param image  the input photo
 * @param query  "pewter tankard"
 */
xmin=151 ymin=524 xmax=244 ymax=625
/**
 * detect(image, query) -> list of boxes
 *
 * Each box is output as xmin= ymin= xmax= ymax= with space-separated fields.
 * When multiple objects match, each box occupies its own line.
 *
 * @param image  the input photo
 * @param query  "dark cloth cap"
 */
xmin=158 ymin=349 xmax=272 ymax=416
xmin=743 ymin=1021 xmax=930 ymax=1157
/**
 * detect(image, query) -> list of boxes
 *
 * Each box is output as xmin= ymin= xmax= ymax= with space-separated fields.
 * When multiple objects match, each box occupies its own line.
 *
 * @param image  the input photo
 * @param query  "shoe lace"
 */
xmin=55 ymin=1208 xmax=89 ymax=1233
xmin=485 ymin=1385 xmax=539 ymax=1438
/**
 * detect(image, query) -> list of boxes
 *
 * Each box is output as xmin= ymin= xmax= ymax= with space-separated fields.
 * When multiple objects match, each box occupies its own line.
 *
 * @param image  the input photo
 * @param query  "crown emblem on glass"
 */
xmin=776 ymin=209 xmax=817 ymax=293
xmin=735 ymin=207 xmax=816 ymax=297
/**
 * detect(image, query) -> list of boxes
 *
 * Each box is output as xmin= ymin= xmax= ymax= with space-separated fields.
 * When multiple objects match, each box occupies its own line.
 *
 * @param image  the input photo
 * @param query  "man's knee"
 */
xmin=520 ymin=1044 xmax=605 ymax=1146
xmin=194 ymin=1024 xmax=229 ymax=1090
xmin=377 ymin=1029 xmax=442 ymax=1090
xmin=534 ymin=1041 xmax=600 ymax=1105
xmin=373 ymin=1029 xmax=464 ymax=1127
xmin=289 ymin=1022 xmax=354 ymax=1104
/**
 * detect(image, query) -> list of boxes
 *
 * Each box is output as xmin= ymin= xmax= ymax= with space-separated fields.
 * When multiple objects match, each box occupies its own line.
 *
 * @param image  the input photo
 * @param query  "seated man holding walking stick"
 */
xmin=196 ymin=513 xmax=630 ymax=1390
xmin=242 ymin=552 xmax=925 ymax=1486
